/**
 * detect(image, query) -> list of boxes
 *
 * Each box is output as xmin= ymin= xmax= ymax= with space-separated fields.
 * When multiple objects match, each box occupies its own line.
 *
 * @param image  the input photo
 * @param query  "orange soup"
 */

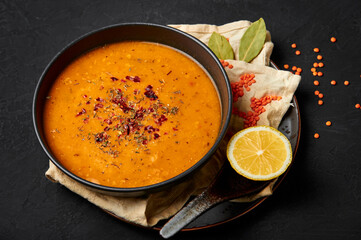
xmin=44 ymin=41 xmax=221 ymax=188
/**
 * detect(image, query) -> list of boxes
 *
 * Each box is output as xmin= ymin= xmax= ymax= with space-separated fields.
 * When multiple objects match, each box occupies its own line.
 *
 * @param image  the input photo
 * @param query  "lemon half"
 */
xmin=226 ymin=126 xmax=292 ymax=181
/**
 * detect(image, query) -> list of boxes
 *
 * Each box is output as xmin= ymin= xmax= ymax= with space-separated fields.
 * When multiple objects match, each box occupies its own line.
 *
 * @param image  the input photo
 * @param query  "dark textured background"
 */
xmin=1 ymin=0 xmax=361 ymax=239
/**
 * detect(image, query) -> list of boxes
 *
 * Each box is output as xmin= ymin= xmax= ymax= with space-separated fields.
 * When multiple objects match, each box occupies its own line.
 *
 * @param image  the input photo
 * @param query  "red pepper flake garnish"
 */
xmin=121 ymin=79 xmax=126 ymax=83
xmin=76 ymin=108 xmax=86 ymax=117
xmin=155 ymin=114 xmax=168 ymax=126
xmin=134 ymin=108 xmax=145 ymax=120
xmin=142 ymin=139 xmax=148 ymax=145
xmin=144 ymin=125 xmax=159 ymax=133
xmin=83 ymin=117 xmax=89 ymax=124
xmin=144 ymin=85 xmax=158 ymax=100
xmin=125 ymin=76 xmax=141 ymax=82
xmin=111 ymin=77 xmax=119 ymax=81
xmin=96 ymin=97 xmax=104 ymax=102
xmin=104 ymin=126 xmax=110 ymax=131
xmin=172 ymin=127 xmax=178 ymax=131
xmin=99 ymin=85 xmax=104 ymax=90
xmin=83 ymin=95 xmax=88 ymax=98
xmin=154 ymin=133 xmax=160 ymax=139
xmin=95 ymin=132 xmax=108 ymax=142
xmin=125 ymin=120 xmax=141 ymax=134
xmin=111 ymin=97 xmax=131 ymax=113
xmin=104 ymin=119 xmax=112 ymax=125
xmin=144 ymin=125 xmax=154 ymax=133
xmin=167 ymin=71 xmax=172 ymax=75
xmin=134 ymin=89 xmax=139 ymax=95
xmin=86 ymin=100 xmax=91 ymax=105
xmin=94 ymin=103 xmax=104 ymax=111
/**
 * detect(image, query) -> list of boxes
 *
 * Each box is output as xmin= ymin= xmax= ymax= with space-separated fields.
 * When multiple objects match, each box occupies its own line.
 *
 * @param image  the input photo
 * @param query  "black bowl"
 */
xmin=33 ymin=23 xmax=232 ymax=197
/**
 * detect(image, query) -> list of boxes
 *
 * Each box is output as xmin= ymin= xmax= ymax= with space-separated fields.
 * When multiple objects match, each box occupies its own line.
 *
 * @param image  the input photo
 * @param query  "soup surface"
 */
xmin=44 ymin=41 xmax=221 ymax=188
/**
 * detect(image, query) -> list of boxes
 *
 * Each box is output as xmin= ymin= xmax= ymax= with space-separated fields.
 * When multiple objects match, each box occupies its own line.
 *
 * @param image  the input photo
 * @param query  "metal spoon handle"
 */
xmin=159 ymin=188 xmax=222 ymax=239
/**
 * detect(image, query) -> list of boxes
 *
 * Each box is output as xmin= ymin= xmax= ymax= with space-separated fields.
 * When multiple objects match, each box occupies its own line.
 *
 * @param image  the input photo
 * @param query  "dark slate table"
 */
xmin=1 ymin=0 xmax=361 ymax=239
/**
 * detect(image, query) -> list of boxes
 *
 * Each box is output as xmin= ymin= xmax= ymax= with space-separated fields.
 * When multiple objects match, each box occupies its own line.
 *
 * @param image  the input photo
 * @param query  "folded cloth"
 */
xmin=45 ymin=20 xmax=301 ymax=227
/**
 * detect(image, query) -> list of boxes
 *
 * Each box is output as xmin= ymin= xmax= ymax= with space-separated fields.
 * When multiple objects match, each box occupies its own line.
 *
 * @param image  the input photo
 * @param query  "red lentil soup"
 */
xmin=44 ymin=41 xmax=221 ymax=188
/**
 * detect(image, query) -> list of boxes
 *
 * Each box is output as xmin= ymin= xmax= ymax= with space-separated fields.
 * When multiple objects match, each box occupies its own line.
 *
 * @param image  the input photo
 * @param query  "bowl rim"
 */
xmin=32 ymin=22 xmax=232 ymax=193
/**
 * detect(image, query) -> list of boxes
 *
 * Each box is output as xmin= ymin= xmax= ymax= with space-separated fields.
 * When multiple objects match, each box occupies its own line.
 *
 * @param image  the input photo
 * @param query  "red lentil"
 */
xmin=313 ymin=48 xmax=320 ymax=53
xmin=317 ymin=55 xmax=323 ymax=60
xmin=295 ymin=50 xmax=301 ymax=55
xmin=314 ymin=133 xmax=320 ymax=139
xmin=314 ymin=80 xmax=319 ymax=86
xmin=330 ymin=37 xmax=336 ymax=43
xmin=231 ymin=73 xmax=256 ymax=102
xmin=326 ymin=121 xmax=332 ymax=126
xmin=344 ymin=80 xmax=349 ymax=86
xmin=233 ymin=95 xmax=282 ymax=128
xmin=291 ymin=43 xmax=297 ymax=48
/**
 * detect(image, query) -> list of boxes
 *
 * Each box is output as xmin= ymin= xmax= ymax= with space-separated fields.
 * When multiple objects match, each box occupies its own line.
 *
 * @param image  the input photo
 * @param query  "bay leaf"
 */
xmin=239 ymin=18 xmax=266 ymax=63
xmin=208 ymin=32 xmax=234 ymax=60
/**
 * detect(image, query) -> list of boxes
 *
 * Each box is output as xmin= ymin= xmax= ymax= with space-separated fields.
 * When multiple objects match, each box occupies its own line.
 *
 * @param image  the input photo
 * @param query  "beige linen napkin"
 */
xmin=45 ymin=20 xmax=301 ymax=227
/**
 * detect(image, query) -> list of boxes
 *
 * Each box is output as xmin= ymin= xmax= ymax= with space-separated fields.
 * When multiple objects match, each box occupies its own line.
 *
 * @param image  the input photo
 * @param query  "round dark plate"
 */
xmin=105 ymin=61 xmax=301 ymax=231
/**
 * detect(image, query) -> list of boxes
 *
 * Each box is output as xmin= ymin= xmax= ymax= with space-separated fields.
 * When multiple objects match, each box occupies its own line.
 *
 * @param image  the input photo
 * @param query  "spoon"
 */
xmin=159 ymin=161 xmax=270 ymax=238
